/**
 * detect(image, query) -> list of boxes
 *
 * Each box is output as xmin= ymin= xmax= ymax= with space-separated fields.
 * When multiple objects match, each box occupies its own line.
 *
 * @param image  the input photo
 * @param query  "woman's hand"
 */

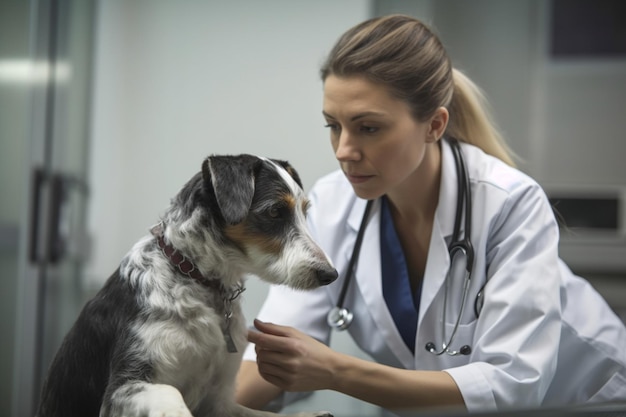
xmin=248 ymin=319 xmax=465 ymax=410
xmin=247 ymin=319 xmax=337 ymax=392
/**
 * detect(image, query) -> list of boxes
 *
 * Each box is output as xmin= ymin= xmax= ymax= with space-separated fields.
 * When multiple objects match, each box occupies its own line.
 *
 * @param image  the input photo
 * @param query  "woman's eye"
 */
xmin=360 ymin=125 xmax=378 ymax=134
xmin=324 ymin=123 xmax=340 ymax=132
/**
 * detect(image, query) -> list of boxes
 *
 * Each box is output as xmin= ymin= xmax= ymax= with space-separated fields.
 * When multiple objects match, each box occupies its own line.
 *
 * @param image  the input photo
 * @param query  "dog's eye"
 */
xmin=268 ymin=205 xmax=282 ymax=219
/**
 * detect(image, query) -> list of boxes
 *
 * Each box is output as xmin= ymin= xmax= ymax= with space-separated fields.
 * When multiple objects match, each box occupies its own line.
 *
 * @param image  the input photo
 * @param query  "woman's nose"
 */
xmin=334 ymin=132 xmax=360 ymax=162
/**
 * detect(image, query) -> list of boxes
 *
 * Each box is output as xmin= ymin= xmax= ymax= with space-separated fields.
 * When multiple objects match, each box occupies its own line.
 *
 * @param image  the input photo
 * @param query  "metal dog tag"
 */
xmin=222 ymin=325 xmax=238 ymax=353
xmin=221 ymin=284 xmax=245 ymax=353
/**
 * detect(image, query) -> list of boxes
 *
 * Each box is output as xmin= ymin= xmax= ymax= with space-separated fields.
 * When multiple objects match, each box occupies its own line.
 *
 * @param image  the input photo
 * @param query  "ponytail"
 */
xmin=446 ymin=69 xmax=516 ymax=167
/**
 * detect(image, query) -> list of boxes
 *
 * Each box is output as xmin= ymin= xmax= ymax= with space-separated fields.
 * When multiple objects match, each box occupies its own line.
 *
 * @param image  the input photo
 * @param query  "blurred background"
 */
xmin=1 ymin=1 xmax=625 ymax=416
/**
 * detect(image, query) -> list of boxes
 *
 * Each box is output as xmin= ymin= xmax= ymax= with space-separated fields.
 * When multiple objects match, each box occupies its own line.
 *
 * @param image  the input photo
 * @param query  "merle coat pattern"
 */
xmin=36 ymin=154 xmax=337 ymax=417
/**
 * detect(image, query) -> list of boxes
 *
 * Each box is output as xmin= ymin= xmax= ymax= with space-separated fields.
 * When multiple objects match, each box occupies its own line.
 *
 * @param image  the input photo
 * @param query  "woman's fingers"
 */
xmin=248 ymin=319 xmax=302 ymax=353
xmin=253 ymin=319 xmax=292 ymax=336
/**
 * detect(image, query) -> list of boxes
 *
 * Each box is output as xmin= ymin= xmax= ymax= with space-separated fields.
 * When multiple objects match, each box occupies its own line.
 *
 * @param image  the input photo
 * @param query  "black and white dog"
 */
xmin=37 ymin=155 xmax=337 ymax=417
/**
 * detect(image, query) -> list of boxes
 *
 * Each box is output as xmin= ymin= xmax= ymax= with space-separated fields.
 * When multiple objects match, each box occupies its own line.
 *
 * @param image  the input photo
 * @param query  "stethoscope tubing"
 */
xmin=337 ymin=199 xmax=373 ymax=309
xmin=327 ymin=199 xmax=374 ymax=330
xmin=427 ymin=139 xmax=476 ymax=356
xmin=450 ymin=137 xmax=475 ymax=271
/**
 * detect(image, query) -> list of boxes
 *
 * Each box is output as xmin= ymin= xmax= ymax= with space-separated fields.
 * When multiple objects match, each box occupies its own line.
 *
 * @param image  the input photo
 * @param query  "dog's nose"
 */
xmin=317 ymin=268 xmax=338 ymax=285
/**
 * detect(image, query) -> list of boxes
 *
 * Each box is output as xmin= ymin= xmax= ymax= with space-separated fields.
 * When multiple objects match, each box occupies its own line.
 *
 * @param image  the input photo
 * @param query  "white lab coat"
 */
xmin=243 ymin=140 xmax=626 ymax=412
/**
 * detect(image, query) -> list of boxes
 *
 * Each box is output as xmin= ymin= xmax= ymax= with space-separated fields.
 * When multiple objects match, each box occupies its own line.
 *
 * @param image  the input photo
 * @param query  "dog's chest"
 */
xmin=134 ymin=283 xmax=247 ymax=408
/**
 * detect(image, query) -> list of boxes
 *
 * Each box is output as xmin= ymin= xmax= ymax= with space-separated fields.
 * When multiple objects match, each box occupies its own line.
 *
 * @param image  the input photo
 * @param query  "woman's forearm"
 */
xmin=328 ymin=351 xmax=466 ymax=412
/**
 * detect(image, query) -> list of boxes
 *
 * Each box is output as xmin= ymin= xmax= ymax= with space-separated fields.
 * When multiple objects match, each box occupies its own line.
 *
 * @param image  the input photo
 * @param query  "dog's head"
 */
xmin=168 ymin=154 xmax=337 ymax=290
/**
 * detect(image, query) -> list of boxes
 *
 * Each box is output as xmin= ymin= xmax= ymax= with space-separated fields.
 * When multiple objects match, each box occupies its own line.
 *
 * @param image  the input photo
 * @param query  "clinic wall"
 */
xmin=87 ymin=1 xmax=381 ymax=416
xmin=87 ymin=1 xmax=370 ymax=284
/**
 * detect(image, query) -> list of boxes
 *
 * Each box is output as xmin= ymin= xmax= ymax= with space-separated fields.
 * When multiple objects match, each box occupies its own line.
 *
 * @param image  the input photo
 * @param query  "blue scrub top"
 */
xmin=380 ymin=196 xmax=423 ymax=354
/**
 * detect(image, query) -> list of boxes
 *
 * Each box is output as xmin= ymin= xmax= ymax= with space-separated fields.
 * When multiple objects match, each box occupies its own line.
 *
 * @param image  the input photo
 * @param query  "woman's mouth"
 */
xmin=345 ymin=173 xmax=374 ymax=184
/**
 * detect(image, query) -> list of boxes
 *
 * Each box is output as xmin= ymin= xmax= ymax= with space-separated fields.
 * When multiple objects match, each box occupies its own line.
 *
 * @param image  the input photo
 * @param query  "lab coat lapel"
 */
xmin=418 ymin=140 xmax=456 ymax=328
xmin=347 ymin=199 xmax=415 ymax=368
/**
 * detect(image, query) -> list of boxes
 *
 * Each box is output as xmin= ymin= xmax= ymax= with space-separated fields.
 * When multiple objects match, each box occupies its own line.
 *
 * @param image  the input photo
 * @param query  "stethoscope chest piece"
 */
xmin=327 ymin=306 xmax=354 ymax=331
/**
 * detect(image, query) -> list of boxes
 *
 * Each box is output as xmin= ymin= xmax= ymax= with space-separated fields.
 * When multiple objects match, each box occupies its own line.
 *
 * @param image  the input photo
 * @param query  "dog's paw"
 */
xmin=106 ymin=383 xmax=194 ymax=417
xmin=147 ymin=405 xmax=193 ymax=417
xmin=141 ymin=385 xmax=194 ymax=417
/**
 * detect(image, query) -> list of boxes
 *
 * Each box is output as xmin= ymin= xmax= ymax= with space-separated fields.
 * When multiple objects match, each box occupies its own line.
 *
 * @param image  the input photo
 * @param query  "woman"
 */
xmin=235 ymin=15 xmax=626 ymax=414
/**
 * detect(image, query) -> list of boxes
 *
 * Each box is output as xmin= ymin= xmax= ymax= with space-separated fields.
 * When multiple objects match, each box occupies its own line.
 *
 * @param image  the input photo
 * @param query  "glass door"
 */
xmin=0 ymin=1 xmax=96 ymax=415
xmin=0 ymin=2 xmax=32 ymax=413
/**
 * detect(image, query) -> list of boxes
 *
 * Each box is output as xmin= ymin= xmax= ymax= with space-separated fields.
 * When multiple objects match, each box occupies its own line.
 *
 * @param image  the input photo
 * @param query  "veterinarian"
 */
xmin=235 ymin=14 xmax=626 ymax=415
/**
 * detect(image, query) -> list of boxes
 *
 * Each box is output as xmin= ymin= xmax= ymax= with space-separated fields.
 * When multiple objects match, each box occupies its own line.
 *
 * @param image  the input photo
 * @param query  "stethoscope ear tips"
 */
xmin=327 ymin=307 xmax=354 ymax=331
xmin=425 ymin=342 xmax=436 ymax=353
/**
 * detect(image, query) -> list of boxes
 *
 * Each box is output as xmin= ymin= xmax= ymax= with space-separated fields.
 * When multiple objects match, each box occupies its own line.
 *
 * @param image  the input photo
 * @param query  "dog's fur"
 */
xmin=36 ymin=155 xmax=338 ymax=417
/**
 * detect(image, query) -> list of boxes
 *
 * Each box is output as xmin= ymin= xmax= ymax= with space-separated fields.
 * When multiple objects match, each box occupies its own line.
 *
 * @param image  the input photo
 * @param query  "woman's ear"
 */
xmin=427 ymin=107 xmax=449 ymax=142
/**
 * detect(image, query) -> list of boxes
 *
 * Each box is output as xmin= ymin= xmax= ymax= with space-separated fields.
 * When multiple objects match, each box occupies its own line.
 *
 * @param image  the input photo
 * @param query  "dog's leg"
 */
xmin=100 ymin=382 xmax=193 ymax=417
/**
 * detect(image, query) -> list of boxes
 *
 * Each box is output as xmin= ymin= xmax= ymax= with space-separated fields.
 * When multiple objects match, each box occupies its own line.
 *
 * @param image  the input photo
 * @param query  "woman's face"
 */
xmin=322 ymin=75 xmax=444 ymax=200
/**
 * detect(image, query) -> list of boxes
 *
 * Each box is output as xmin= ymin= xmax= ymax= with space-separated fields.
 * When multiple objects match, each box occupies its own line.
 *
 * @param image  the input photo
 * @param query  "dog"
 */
xmin=36 ymin=154 xmax=338 ymax=417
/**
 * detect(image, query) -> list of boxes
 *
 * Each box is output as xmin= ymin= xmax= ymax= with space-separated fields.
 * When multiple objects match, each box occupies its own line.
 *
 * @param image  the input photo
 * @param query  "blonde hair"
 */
xmin=320 ymin=14 xmax=516 ymax=167
xmin=448 ymin=69 xmax=516 ymax=166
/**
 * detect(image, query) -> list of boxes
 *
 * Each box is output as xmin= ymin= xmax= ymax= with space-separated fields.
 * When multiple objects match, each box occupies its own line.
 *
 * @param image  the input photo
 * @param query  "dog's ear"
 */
xmin=270 ymin=159 xmax=303 ymax=189
xmin=202 ymin=155 xmax=259 ymax=225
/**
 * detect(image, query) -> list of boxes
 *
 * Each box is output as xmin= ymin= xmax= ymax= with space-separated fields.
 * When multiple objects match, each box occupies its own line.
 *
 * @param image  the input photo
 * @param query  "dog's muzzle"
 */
xmin=317 ymin=268 xmax=338 ymax=285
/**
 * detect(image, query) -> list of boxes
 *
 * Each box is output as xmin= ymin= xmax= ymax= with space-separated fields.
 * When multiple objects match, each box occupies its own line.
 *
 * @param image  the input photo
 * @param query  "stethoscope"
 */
xmin=327 ymin=139 xmax=483 ymax=356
